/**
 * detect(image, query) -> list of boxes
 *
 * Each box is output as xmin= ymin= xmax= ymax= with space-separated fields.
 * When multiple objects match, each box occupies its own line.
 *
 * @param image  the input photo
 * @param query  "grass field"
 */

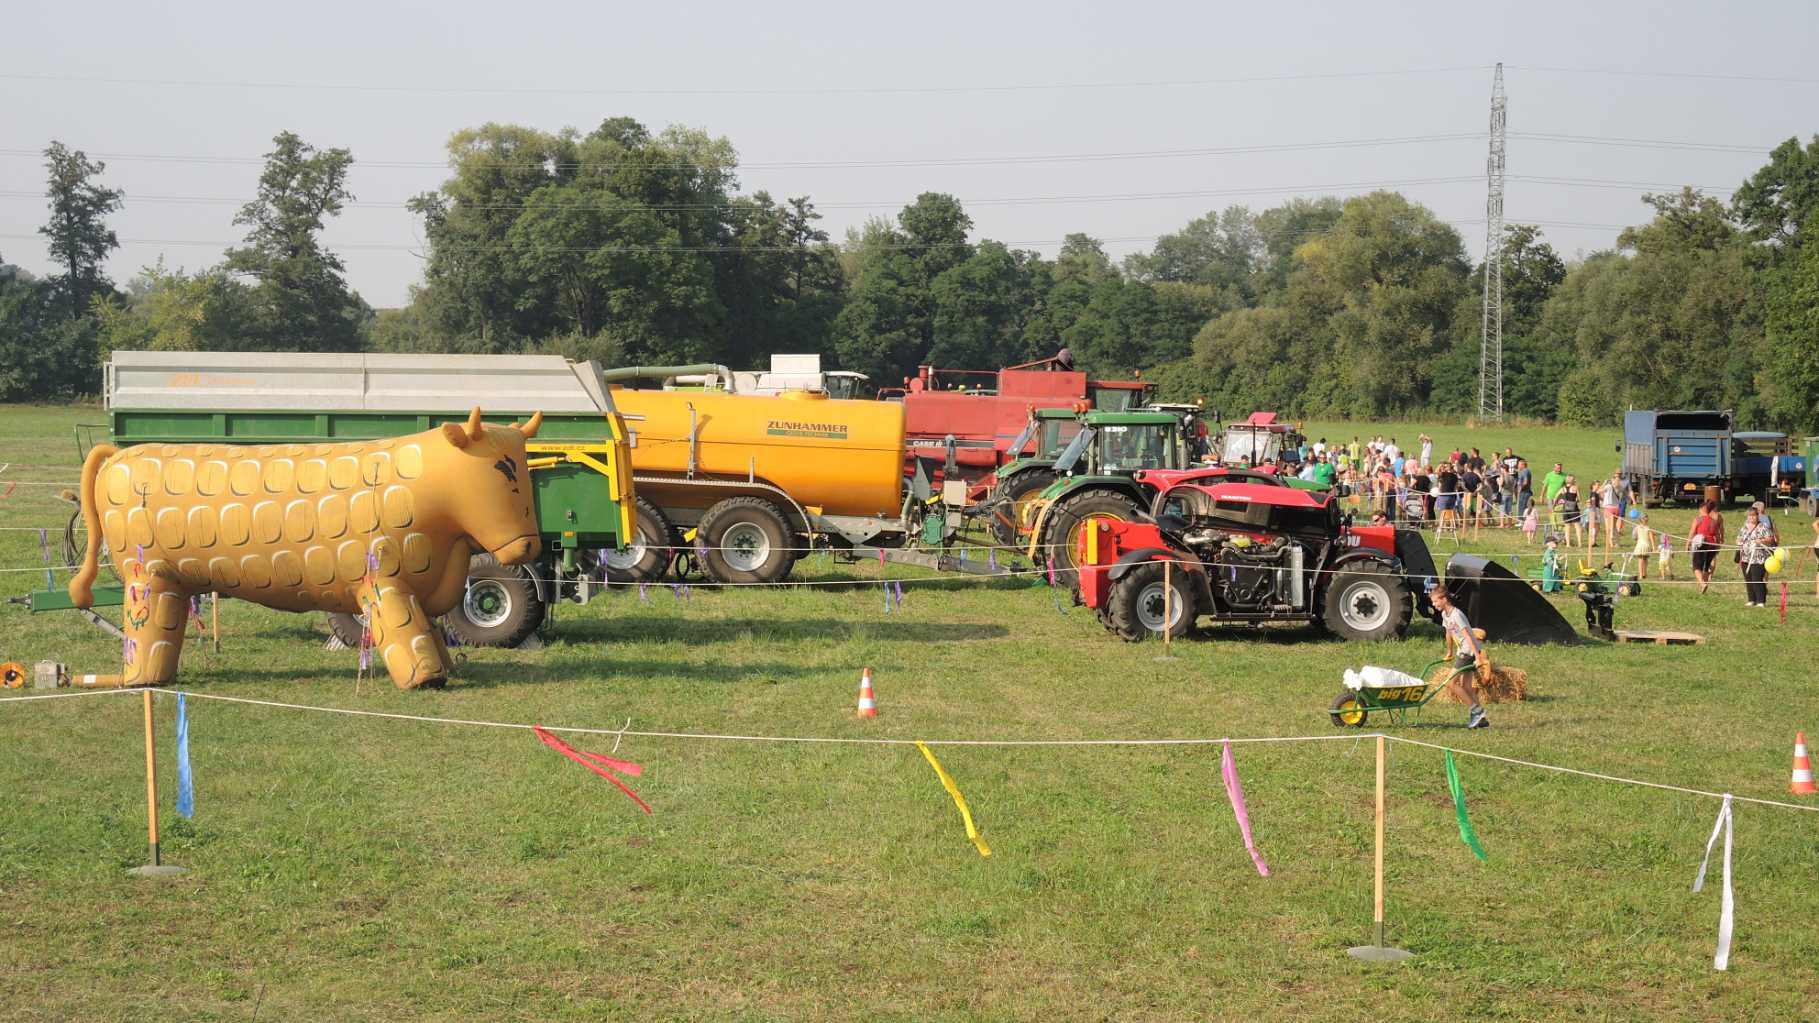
xmin=2 ymin=404 xmax=1816 ymax=1022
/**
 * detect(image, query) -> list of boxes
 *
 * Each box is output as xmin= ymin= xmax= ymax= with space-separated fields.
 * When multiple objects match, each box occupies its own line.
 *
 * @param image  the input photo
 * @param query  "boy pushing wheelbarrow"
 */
xmin=1327 ymin=580 xmax=1491 ymax=729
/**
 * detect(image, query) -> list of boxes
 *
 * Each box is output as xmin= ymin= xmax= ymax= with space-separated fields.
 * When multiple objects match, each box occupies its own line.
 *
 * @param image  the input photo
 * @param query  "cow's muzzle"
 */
xmin=489 ymin=534 xmax=540 ymax=565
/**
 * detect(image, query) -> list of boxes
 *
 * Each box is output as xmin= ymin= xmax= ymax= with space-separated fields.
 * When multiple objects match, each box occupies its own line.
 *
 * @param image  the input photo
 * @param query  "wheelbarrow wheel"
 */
xmin=1329 ymin=691 xmax=1369 ymax=728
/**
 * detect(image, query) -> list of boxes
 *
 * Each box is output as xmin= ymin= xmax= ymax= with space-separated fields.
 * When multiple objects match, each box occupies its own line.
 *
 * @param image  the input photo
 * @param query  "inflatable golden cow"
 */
xmin=69 ymin=408 xmax=543 ymax=689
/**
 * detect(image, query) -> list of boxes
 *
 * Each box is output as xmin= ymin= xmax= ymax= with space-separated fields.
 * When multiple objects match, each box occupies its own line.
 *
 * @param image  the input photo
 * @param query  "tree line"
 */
xmin=3 ymin=119 xmax=1816 ymax=433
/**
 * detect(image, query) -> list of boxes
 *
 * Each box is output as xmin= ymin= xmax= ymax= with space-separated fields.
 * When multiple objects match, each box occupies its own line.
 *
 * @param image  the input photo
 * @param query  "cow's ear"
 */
xmin=466 ymin=407 xmax=486 ymax=443
xmin=513 ymin=411 xmax=543 ymax=439
xmin=441 ymin=422 xmax=471 ymax=449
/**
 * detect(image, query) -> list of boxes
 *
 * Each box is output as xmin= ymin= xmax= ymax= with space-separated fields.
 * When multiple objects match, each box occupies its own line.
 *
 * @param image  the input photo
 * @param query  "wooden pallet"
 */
xmin=1612 ymin=629 xmax=1705 ymax=646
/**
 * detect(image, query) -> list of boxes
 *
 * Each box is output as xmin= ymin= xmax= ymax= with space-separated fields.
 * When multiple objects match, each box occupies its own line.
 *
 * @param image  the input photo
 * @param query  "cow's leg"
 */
xmin=74 ymin=575 xmax=188 ymax=688
xmin=359 ymin=577 xmax=449 ymax=690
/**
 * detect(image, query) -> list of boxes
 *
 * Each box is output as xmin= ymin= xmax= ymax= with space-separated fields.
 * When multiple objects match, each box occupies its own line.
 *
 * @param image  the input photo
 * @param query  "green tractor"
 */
xmin=1022 ymin=408 xmax=1197 ymax=585
xmin=984 ymin=405 xmax=1088 ymax=545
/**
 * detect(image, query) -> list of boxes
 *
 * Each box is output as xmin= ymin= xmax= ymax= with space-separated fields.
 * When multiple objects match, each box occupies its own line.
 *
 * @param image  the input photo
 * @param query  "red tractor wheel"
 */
xmin=1319 ymin=561 xmax=1411 ymax=642
xmin=1108 ymin=560 xmax=1195 ymax=642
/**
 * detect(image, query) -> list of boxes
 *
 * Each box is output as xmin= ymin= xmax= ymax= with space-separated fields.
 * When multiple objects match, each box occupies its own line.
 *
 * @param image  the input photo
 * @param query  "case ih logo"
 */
xmin=766 ymin=419 xmax=848 ymax=440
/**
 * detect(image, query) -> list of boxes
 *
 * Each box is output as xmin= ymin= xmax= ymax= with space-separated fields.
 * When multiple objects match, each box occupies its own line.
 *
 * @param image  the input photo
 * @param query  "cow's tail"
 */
xmin=68 ymin=444 xmax=117 ymax=609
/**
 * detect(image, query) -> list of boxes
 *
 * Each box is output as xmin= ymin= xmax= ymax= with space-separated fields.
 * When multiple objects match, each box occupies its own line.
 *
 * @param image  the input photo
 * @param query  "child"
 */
xmin=1631 ymin=512 xmax=1652 ymax=579
xmin=1658 ymin=529 xmax=1674 ymax=580
xmin=1522 ymin=502 xmax=1538 ymax=543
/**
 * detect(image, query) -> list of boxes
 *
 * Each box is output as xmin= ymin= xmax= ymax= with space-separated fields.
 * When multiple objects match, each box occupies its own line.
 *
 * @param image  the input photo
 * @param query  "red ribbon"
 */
xmin=532 ymin=725 xmax=651 ymax=814
xmin=1780 ymin=581 xmax=1788 ymax=624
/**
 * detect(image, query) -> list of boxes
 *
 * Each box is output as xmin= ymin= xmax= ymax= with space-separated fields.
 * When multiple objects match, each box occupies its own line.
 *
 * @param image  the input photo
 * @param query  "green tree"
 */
xmin=224 ymin=131 xmax=367 ymax=352
xmin=0 ymin=256 xmax=100 ymax=398
xmin=91 ymin=261 xmax=255 ymax=355
xmin=1123 ymin=205 xmax=1262 ymax=305
xmin=929 ymin=241 xmax=1040 ymax=368
xmin=1758 ymin=218 xmax=1819 ymax=432
xmin=833 ymin=194 xmax=974 ymax=381
xmin=39 ymin=142 xmax=124 ymax=319
xmin=1732 ymin=134 xmax=1819 ymax=250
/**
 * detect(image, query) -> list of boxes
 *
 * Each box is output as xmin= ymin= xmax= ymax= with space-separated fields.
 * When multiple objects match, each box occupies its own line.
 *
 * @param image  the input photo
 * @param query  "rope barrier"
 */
xmin=3 ymin=688 xmax=1812 ymax=816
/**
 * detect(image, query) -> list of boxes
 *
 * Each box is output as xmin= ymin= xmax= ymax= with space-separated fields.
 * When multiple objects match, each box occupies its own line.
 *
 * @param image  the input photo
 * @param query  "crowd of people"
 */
xmin=1287 ymin=433 xmax=1817 ymax=605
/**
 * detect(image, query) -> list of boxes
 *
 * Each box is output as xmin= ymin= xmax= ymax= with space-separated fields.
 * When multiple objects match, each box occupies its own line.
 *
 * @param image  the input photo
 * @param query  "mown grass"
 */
xmin=2 ymin=405 xmax=1816 ymax=1022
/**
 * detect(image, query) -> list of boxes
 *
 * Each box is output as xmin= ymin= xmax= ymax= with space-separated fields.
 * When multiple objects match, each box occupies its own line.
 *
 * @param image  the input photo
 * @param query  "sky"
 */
xmin=2 ymin=0 xmax=1815 ymax=309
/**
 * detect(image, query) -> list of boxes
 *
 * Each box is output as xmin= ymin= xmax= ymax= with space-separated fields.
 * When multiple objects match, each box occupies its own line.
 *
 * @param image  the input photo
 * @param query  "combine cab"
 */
xmin=1077 ymin=479 xmax=1583 ymax=645
xmin=885 ymin=351 xmax=1155 ymax=489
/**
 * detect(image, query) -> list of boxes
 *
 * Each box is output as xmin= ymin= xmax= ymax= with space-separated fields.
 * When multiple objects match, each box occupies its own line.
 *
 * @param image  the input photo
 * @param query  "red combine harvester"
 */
xmin=881 ymin=350 xmax=1154 ymax=491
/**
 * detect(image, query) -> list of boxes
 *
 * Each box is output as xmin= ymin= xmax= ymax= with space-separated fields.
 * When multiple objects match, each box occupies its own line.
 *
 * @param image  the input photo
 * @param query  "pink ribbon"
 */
xmin=1221 ymin=740 xmax=1270 ymax=877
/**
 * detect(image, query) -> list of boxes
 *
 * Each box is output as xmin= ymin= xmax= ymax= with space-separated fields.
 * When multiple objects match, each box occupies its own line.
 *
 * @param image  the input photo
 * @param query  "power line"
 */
xmin=0 ymin=173 xmax=1736 ymax=214
xmin=0 ymin=130 xmax=1783 ymax=175
xmin=0 ymin=65 xmax=1494 ymax=97
xmin=4 ymin=63 xmax=1813 ymax=96
xmin=0 ymin=218 xmax=1642 ymax=257
xmin=0 ymin=133 xmax=1489 ymax=172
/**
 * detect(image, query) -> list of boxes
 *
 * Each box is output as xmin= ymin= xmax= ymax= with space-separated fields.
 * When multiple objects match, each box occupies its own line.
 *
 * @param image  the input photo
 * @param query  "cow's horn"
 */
xmin=465 ymin=407 xmax=485 ymax=442
xmin=513 ymin=411 xmax=543 ymax=439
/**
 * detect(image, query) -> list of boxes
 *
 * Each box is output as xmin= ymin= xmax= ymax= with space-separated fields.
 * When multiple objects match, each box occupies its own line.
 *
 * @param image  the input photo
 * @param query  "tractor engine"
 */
xmin=1181 ymin=529 xmax=1311 ymax=612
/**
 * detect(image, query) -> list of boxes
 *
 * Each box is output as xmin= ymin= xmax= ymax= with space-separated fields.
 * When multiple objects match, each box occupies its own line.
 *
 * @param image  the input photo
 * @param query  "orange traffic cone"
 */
xmin=1792 ymin=732 xmax=1816 ymax=795
xmin=856 ymin=667 xmax=878 ymax=718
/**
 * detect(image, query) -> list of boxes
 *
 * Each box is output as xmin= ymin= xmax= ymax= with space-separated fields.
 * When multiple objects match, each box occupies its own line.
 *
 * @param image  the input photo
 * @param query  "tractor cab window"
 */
xmin=824 ymin=374 xmax=866 ymax=400
xmin=1096 ymin=424 xmax=1176 ymax=473
xmin=1053 ymin=427 xmax=1096 ymax=474
xmin=1039 ymin=418 xmax=1082 ymax=458
xmin=1220 ymin=429 xmax=1281 ymax=466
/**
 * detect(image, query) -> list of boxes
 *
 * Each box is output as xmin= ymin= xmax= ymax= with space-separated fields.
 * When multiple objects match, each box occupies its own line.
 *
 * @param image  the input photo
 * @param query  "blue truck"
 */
xmin=1621 ymin=410 xmax=1733 ymax=506
xmin=1730 ymin=431 xmax=1807 ymax=509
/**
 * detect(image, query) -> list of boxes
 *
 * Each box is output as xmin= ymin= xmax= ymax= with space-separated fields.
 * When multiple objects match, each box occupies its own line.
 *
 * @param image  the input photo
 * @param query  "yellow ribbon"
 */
xmin=916 ymin=741 xmax=991 ymax=858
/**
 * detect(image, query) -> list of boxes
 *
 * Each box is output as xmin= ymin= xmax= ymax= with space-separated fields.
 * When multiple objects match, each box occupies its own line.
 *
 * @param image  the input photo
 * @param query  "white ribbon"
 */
xmin=1691 ymin=793 xmax=1734 ymax=971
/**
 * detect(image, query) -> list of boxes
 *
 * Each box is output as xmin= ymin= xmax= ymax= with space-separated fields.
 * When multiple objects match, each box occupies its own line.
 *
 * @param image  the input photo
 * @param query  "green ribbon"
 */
xmin=1445 ymin=750 xmax=1488 ymax=862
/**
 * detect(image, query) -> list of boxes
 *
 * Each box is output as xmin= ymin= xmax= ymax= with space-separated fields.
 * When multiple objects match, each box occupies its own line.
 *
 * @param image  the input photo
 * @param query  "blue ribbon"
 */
xmin=174 ymin=693 xmax=194 ymax=819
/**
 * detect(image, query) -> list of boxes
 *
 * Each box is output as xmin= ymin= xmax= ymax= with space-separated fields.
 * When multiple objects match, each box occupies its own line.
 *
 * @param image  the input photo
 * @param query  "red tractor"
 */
xmin=1077 ymin=480 xmax=1443 ymax=642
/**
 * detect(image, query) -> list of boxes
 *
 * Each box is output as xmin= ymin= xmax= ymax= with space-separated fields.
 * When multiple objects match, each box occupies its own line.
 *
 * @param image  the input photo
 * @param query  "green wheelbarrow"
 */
xmin=1328 ymin=659 xmax=1476 ymax=728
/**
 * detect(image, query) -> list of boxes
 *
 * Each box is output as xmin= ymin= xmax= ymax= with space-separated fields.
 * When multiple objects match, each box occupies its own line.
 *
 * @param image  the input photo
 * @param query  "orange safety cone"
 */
xmin=856 ymin=667 xmax=878 ymax=718
xmin=1792 ymin=732 xmax=1816 ymax=795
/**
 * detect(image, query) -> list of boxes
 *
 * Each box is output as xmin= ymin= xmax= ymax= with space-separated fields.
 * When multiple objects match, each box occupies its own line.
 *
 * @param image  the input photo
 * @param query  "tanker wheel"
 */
xmin=1108 ymin=560 xmax=1195 ymax=642
xmin=1320 ymin=561 xmax=1410 ymax=642
xmin=1045 ymin=491 xmax=1143 ymax=590
xmin=326 ymin=611 xmax=368 ymax=649
xmin=443 ymin=553 xmax=543 ymax=648
xmin=990 ymin=470 xmax=1056 ymax=546
xmin=697 ymin=497 xmax=794 ymax=585
xmin=603 ymin=497 xmax=675 ymax=584
xmin=1329 ymin=692 xmax=1369 ymax=728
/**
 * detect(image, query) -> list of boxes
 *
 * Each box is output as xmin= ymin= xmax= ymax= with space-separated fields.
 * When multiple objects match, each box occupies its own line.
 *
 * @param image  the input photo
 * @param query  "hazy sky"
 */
xmin=3 ymin=0 xmax=1815 ymax=308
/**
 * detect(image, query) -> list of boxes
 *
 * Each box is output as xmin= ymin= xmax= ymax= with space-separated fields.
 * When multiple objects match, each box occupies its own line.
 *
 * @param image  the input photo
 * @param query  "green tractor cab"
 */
xmin=984 ymin=405 xmax=1088 ymax=544
xmin=1023 ymin=409 xmax=1197 ymax=585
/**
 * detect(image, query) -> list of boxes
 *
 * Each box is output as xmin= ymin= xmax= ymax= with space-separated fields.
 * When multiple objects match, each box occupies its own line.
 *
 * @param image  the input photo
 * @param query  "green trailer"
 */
xmin=42 ymin=352 xmax=636 ymax=648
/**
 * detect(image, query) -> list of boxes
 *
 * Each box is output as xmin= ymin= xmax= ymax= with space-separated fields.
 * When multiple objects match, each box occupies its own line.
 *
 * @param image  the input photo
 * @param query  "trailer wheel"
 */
xmin=697 ymin=497 xmax=794 ymax=584
xmin=603 ymin=497 xmax=675 ymax=584
xmin=990 ymin=470 xmax=1056 ymax=546
xmin=443 ymin=553 xmax=543 ymax=648
xmin=1108 ymin=560 xmax=1195 ymax=642
xmin=1043 ymin=490 xmax=1144 ymax=590
xmin=1321 ymin=561 xmax=1410 ymax=642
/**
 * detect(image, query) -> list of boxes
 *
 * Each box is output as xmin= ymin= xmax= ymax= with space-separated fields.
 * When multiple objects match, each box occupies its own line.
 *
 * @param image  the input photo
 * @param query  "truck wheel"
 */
xmin=1044 ymin=491 xmax=1144 ymax=589
xmin=1321 ymin=561 xmax=1410 ymax=642
xmin=1108 ymin=561 xmax=1195 ymax=642
xmin=603 ymin=498 xmax=674 ymax=583
xmin=990 ymin=470 xmax=1056 ymax=546
xmin=326 ymin=611 xmax=367 ymax=648
xmin=697 ymin=497 xmax=794 ymax=584
xmin=444 ymin=553 xmax=543 ymax=648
